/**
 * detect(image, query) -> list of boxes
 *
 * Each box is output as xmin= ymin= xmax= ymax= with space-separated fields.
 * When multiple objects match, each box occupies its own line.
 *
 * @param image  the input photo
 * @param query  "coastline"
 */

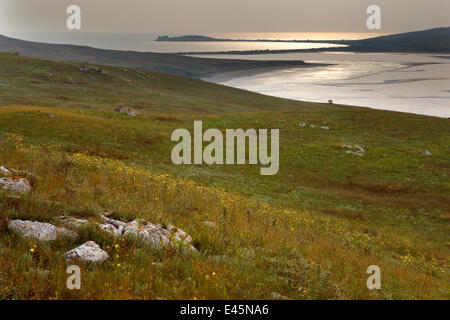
xmin=202 ymin=63 xmax=332 ymax=83
xmin=203 ymin=60 xmax=450 ymax=119
xmin=0 ymin=33 xmax=326 ymax=78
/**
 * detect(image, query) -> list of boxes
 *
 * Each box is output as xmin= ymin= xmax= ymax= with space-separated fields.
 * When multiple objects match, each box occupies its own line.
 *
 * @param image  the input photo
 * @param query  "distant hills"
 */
xmin=349 ymin=27 xmax=450 ymax=52
xmin=0 ymin=28 xmax=448 ymax=78
xmin=157 ymin=35 xmax=220 ymax=42
xmin=159 ymin=27 xmax=450 ymax=54
xmin=0 ymin=34 xmax=314 ymax=78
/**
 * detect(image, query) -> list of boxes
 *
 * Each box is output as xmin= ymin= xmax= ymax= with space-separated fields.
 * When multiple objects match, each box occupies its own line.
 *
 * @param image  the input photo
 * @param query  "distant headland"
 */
xmin=158 ymin=28 xmax=450 ymax=54
xmin=156 ymin=35 xmax=350 ymax=44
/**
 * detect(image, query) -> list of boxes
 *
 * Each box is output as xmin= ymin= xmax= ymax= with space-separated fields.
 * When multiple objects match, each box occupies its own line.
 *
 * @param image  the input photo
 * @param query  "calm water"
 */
xmin=5 ymin=32 xmax=449 ymax=118
xmin=4 ymin=32 xmax=378 ymax=53
xmin=202 ymin=52 xmax=450 ymax=118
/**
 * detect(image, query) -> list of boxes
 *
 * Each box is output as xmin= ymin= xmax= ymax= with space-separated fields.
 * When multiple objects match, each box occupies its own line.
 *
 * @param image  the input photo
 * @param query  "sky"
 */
xmin=0 ymin=0 xmax=449 ymax=34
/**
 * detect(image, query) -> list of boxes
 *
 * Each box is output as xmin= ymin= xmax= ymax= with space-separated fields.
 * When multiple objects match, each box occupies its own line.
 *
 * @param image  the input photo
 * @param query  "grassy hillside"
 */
xmin=0 ymin=34 xmax=312 ymax=77
xmin=0 ymin=53 xmax=448 ymax=300
xmin=186 ymin=27 xmax=450 ymax=55
xmin=352 ymin=27 xmax=450 ymax=52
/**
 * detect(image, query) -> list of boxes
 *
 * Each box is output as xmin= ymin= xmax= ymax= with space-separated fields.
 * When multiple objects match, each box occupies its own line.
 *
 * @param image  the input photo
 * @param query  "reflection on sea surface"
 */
xmin=203 ymin=53 xmax=450 ymax=118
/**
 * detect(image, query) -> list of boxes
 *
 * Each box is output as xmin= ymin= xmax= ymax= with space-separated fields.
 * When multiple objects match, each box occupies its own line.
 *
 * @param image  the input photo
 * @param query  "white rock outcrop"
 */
xmin=99 ymin=216 xmax=196 ymax=252
xmin=8 ymin=220 xmax=78 ymax=241
xmin=114 ymin=106 xmax=138 ymax=116
xmin=59 ymin=215 xmax=197 ymax=252
xmin=65 ymin=241 xmax=109 ymax=263
xmin=342 ymin=144 xmax=366 ymax=157
xmin=0 ymin=178 xmax=31 ymax=193
xmin=0 ymin=166 xmax=11 ymax=175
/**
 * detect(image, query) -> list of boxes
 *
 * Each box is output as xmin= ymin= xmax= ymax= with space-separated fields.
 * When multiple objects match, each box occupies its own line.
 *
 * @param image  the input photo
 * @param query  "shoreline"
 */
xmin=202 ymin=63 xmax=332 ymax=83
xmin=203 ymin=61 xmax=450 ymax=119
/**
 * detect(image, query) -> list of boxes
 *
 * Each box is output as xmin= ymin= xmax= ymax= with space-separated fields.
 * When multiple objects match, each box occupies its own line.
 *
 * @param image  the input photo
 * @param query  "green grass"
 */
xmin=0 ymin=53 xmax=448 ymax=300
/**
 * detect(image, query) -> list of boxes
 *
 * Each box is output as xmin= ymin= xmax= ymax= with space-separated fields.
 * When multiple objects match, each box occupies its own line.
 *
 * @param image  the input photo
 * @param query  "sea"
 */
xmin=5 ymin=32 xmax=450 ymax=118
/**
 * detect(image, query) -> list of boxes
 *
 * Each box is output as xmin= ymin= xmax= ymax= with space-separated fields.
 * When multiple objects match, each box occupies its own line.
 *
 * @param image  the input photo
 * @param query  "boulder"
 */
xmin=0 ymin=166 xmax=11 ymax=176
xmin=114 ymin=106 xmax=138 ymax=116
xmin=355 ymin=144 xmax=366 ymax=153
xmin=8 ymin=220 xmax=78 ymax=241
xmin=100 ymin=215 xmax=197 ymax=252
xmin=0 ymin=177 xmax=31 ymax=193
xmin=59 ymin=215 xmax=197 ymax=252
xmin=65 ymin=241 xmax=109 ymax=263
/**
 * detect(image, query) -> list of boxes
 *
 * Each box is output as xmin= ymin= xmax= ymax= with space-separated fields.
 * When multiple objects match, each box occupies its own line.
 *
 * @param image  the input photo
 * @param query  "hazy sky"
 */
xmin=1 ymin=0 xmax=449 ymax=34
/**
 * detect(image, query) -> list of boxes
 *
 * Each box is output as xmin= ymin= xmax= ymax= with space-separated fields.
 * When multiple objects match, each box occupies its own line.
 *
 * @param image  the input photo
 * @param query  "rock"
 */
xmin=60 ymin=216 xmax=91 ymax=228
xmin=355 ymin=144 xmax=366 ymax=153
xmin=320 ymin=126 xmax=330 ymax=130
xmin=328 ymin=100 xmax=333 ymax=104
xmin=422 ymin=150 xmax=432 ymax=156
xmin=0 ymin=166 xmax=11 ymax=176
xmin=0 ymin=178 xmax=31 ymax=193
xmin=76 ymin=64 xmax=101 ymax=73
xmin=59 ymin=215 xmax=197 ymax=252
xmin=8 ymin=220 xmax=78 ymax=241
xmin=100 ymin=215 xmax=197 ymax=252
xmin=200 ymin=221 xmax=217 ymax=228
xmin=343 ymin=144 xmax=365 ymax=156
xmin=346 ymin=150 xmax=364 ymax=157
xmin=310 ymin=124 xmax=315 ymax=128
xmin=299 ymin=122 xmax=307 ymax=127
xmin=65 ymin=241 xmax=109 ymax=263
xmin=270 ymin=292 xmax=291 ymax=300
xmin=100 ymin=69 xmax=111 ymax=76
xmin=114 ymin=106 xmax=138 ymax=116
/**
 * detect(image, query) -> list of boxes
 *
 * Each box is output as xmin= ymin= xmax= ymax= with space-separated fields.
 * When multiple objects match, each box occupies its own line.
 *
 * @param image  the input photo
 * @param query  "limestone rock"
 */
xmin=0 ymin=177 xmax=31 ymax=193
xmin=8 ymin=220 xmax=78 ymax=241
xmin=355 ymin=144 xmax=366 ymax=153
xmin=343 ymin=144 xmax=366 ymax=157
xmin=0 ymin=166 xmax=11 ymax=176
xmin=65 ymin=241 xmax=109 ymax=263
xmin=114 ymin=106 xmax=138 ymax=116
xmin=100 ymin=216 xmax=196 ymax=252
xmin=59 ymin=216 xmax=91 ymax=228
